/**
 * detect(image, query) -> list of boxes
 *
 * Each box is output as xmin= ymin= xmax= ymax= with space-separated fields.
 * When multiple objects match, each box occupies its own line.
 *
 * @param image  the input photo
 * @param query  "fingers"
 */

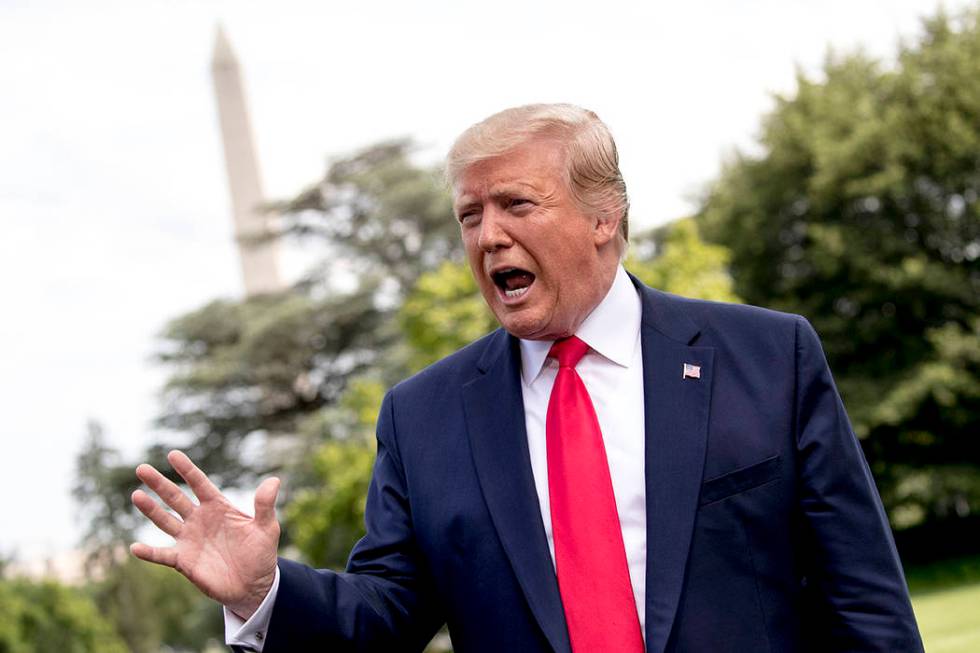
xmin=168 ymin=450 xmax=221 ymax=502
xmin=136 ymin=463 xmax=195 ymax=519
xmin=129 ymin=542 xmax=178 ymax=568
xmin=253 ymin=477 xmax=281 ymax=527
xmin=131 ymin=489 xmax=183 ymax=537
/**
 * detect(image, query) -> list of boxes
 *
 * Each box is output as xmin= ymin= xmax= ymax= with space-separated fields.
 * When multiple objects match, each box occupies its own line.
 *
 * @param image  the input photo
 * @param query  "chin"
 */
xmin=496 ymin=311 xmax=557 ymax=341
xmin=494 ymin=312 xmax=538 ymax=340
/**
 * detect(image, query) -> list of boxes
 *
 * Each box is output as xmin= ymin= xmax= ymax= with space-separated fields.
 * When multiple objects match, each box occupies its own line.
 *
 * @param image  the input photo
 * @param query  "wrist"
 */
xmin=228 ymin=567 xmax=277 ymax=621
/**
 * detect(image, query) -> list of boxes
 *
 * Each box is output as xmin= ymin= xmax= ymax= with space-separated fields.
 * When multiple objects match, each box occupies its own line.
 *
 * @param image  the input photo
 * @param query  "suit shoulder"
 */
xmin=644 ymin=286 xmax=807 ymax=351
xmin=389 ymin=328 xmax=503 ymax=400
xmin=672 ymin=293 xmax=802 ymax=331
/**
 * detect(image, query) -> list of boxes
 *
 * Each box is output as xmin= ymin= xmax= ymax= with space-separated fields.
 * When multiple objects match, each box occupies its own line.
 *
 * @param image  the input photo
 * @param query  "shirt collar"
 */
xmin=519 ymin=265 xmax=642 ymax=384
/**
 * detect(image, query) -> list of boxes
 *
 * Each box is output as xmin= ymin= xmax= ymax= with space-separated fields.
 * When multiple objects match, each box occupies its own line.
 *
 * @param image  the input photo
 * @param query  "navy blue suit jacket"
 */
xmin=259 ymin=278 xmax=922 ymax=652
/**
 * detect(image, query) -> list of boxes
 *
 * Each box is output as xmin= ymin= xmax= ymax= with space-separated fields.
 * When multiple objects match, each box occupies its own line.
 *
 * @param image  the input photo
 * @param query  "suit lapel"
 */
xmin=462 ymin=330 xmax=572 ymax=653
xmin=635 ymin=282 xmax=714 ymax=653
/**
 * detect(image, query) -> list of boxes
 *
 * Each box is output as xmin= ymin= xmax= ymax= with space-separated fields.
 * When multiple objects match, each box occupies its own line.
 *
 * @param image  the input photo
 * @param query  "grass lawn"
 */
xmin=912 ymin=582 xmax=980 ymax=653
xmin=908 ymin=555 xmax=980 ymax=653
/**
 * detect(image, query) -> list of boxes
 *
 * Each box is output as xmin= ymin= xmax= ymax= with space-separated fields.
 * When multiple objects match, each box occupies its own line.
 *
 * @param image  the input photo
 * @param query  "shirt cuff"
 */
xmin=224 ymin=565 xmax=280 ymax=651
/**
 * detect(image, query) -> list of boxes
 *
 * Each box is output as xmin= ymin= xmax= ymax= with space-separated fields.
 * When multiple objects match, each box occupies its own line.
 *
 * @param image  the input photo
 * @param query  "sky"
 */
xmin=0 ymin=0 xmax=970 ymax=562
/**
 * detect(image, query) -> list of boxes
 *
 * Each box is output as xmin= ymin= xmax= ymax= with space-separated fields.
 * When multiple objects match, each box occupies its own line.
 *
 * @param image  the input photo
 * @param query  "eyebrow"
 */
xmin=454 ymin=198 xmax=481 ymax=216
xmin=490 ymin=182 xmax=541 ymax=198
xmin=454 ymin=182 xmax=544 ymax=214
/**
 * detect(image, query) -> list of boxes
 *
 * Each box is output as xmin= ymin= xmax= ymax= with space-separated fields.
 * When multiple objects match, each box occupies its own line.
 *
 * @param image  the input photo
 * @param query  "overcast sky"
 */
xmin=1 ymin=0 xmax=969 ymax=561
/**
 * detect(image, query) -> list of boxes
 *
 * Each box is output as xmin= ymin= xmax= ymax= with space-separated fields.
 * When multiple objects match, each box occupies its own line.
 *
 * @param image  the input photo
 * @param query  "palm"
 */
xmin=130 ymin=451 xmax=281 ymax=619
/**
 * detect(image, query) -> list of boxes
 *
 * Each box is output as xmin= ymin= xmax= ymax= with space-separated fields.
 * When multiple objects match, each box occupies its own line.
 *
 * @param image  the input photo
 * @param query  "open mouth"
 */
xmin=491 ymin=267 xmax=536 ymax=300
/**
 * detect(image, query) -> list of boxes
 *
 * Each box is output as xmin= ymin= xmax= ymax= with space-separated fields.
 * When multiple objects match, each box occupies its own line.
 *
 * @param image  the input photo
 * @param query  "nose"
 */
xmin=477 ymin=208 xmax=513 ymax=252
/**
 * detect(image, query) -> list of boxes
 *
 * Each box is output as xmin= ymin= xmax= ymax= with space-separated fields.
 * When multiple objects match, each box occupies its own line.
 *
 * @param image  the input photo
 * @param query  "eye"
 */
xmin=457 ymin=209 xmax=481 ymax=225
xmin=508 ymin=198 xmax=532 ymax=211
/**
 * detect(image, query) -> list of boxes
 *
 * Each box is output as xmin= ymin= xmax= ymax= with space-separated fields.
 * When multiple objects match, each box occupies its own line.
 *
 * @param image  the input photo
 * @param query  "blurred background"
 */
xmin=1 ymin=0 xmax=977 ymax=651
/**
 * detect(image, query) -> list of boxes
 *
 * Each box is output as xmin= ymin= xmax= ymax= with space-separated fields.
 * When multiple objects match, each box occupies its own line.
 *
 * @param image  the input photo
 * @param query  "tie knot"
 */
xmin=549 ymin=336 xmax=590 ymax=368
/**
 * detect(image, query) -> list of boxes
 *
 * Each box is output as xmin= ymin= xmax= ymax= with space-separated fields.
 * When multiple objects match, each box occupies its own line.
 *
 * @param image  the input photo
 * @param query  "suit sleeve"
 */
xmin=260 ymin=391 xmax=444 ymax=652
xmin=793 ymin=316 xmax=923 ymax=652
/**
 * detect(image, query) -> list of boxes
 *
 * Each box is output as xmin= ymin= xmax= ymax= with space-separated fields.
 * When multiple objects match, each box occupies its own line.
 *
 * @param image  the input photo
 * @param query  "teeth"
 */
xmin=504 ymin=286 xmax=529 ymax=298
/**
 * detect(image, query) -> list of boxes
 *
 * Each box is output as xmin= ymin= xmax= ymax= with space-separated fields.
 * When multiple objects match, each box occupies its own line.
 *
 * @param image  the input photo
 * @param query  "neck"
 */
xmin=558 ymin=260 xmax=621 ymax=338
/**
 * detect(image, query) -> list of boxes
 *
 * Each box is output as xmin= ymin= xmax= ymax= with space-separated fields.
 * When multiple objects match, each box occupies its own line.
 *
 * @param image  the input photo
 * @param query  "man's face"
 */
xmin=453 ymin=138 xmax=617 ymax=341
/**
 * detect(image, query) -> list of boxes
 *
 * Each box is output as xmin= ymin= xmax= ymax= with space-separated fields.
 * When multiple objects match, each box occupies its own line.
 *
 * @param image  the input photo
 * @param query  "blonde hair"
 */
xmin=446 ymin=104 xmax=629 ymax=252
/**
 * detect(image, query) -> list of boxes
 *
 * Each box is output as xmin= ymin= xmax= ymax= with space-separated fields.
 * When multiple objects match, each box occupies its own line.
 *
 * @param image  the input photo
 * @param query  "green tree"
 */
xmin=153 ymin=140 xmax=459 ymax=486
xmin=87 ymin=558 xmax=223 ymax=653
xmin=276 ymin=139 xmax=463 ymax=290
xmin=697 ymin=8 xmax=980 ymax=527
xmin=73 ymin=422 xmax=223 ymax=653
xmin=0 ymin=578 xmax=127 ymax=653
xmin=284 ymin=377 xmax=384 ymax=568
xmin=154 ymin=290 xmax=390 ymax=484
xmin=627 ymin=218 xmax=741 ymax=303
xmin=72 ymin=421 xmax=142 ymax=571
xmin=399 ymin=260 xmax=497 ymax=372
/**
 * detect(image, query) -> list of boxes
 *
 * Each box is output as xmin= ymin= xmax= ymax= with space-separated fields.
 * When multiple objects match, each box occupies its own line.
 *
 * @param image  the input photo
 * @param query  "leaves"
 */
xmin=0 ymin=578 xmax=128 ymax=653
xmin=399 ymin=261 xmax=497 ymax=372
xmin=697 ymin=7 xmax=980 ymax=527
xmin=283 ymin=378 xmax=384 ymax=568
xmin=151 ymin=141 xmax=457 ymax=485
xmin=627 ymin=218 xmax=741 ymax=303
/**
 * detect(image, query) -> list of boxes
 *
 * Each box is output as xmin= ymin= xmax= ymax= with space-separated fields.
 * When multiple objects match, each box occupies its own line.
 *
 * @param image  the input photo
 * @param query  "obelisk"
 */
xmin=211 ymin=25 xmax=282 ymax=296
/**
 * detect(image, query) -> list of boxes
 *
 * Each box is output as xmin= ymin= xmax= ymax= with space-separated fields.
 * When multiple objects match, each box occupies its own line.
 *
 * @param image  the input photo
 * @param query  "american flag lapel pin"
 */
xmin=683 ymin=363 xmax=701 ymax=380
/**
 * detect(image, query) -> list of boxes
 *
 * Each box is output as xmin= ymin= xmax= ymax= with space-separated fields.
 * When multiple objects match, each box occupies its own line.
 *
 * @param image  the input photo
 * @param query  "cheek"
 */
xmin=462 ymin=241 xmax=482 ymax=273
xmin=464 ymin=258 xmax=495 ymax=299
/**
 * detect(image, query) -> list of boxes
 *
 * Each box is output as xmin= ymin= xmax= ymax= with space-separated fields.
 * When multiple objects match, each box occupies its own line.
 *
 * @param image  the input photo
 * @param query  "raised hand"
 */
xmin=130 ymin=450 xmax=281 ymax=620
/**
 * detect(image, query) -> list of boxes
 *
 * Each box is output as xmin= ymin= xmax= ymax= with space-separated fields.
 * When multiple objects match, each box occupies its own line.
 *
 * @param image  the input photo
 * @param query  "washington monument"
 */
xmin=211 ymin=25 xmax=282 ymax=297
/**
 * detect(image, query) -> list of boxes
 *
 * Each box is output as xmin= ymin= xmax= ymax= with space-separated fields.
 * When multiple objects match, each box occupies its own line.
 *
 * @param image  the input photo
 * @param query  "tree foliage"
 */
xmin=697 ymin=8 xmax=980 ymax=526
xmin=138 ymin=140 xmax=462 ymax=576
xmin=399 ymin=261 xmax=497 ymax=372
xmin=73 ymin=422 xmax=224 ymax=653
xmin=0 ymin=578 xmax=127 ymax=653
xmin=87 ymin=558 xmax=223 ymax=653
xmin=153 ymin=140 xmax=458 ymax=485
xmin=154 ymin=290 xmax=390 ymax=483
xmin=72 ymin=421 xmax=143 ymax=571
xmin=284 ymin=378 xmax=384 ymax=568
xmin=627 ymin=218 xmax=741 ymax=303
xmin=275 ymin=138 xmax=463 ymax=290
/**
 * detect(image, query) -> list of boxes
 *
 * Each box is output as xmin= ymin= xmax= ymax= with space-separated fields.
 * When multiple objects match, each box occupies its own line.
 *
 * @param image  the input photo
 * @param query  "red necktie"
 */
xmin=547 ymin=336 xmax=644 ymax=653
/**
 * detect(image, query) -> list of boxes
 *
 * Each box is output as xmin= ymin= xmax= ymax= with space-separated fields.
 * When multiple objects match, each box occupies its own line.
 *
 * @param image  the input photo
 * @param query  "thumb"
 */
xmin=253 ymin=477 xmax=281 ymax=527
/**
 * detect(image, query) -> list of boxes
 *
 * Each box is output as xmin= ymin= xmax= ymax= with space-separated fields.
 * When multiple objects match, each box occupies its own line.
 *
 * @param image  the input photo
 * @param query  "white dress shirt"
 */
xmin=226 ymin=265 xmax=647 ymax=649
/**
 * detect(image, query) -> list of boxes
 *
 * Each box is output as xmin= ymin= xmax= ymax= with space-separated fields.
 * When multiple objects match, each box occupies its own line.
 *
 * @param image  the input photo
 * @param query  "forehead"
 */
xmin=453 ymin=139 xmax=566 ymax=201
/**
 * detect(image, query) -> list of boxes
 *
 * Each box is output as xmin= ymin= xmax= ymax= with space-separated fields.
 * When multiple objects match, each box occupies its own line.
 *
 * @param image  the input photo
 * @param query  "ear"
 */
xmin=592 ymin=213 xmax=621 ymax=248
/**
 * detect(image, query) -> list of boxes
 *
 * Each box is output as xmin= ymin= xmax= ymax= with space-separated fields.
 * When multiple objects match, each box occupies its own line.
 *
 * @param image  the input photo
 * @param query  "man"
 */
xmin=131 ymin=104 xmax=923 ymax=652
